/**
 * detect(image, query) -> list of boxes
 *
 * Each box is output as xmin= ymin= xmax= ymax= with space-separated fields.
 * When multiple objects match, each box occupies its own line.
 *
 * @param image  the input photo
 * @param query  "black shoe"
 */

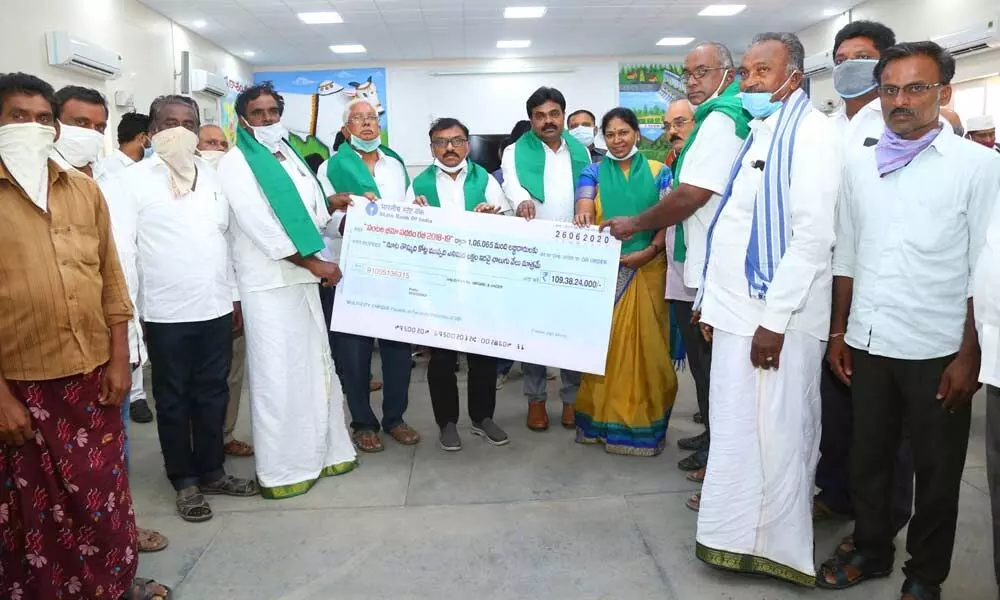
xmin=130 ymin=399 xmax=154 ymax=423
xmin=677 ymin=430 xmax=709 ymax=451
xmin=677 ymin=449 xmax=709 ymax=471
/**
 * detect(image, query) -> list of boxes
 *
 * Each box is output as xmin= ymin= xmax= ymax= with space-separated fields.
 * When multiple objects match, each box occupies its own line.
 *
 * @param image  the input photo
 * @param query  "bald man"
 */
xmin=198 ymin=124 xmax=229 ymax=167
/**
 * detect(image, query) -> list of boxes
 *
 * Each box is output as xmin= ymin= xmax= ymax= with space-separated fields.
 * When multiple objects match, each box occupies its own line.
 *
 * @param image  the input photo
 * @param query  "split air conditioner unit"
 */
xmin=45 ymin=31 xmax=123 ymax=80
xmin=190 ymin=69 xmax=228 ymax=98
xmin=932 ymin=16 xmax=1000 ymax=57
xmin=803 ymin=50 xmax=834 ymax=77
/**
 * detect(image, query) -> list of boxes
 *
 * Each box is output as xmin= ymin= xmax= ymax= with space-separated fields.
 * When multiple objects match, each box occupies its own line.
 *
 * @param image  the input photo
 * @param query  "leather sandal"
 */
xmin=123 ymin=578 xmax=172 ymax=600
xmin=353 ymin=430 xmax=384 ymax=452
xmin=901 ymin=578 xmax=942 ymax=600
xmin=137 ymin=527 xmax=168 ymax=553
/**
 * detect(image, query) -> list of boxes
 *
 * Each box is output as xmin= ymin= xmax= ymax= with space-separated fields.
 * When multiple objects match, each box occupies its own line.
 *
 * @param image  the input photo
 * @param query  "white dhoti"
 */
xmin=695 ymin=328 xmax=823 ymax=586
xmin=241 ymin=282 xmax=357 ymax=499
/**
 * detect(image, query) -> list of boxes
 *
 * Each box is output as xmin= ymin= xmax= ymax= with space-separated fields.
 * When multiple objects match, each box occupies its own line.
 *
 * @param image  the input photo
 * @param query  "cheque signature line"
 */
xmin=349 ymin=255 xmax=528 ymax=283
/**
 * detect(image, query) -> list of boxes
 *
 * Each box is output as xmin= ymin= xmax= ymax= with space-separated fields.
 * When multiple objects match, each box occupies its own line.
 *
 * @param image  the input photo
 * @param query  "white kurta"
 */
xmin=217 ymin=142 xmax=356 ymax=498
xmin=695 ymin=107 xmax=838 ymax=585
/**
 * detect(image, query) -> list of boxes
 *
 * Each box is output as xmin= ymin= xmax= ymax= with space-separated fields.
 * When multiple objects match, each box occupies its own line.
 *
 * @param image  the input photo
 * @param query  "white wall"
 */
xmin=0 ymin=0 xmax=252 ymax=140
xmin=258 ymin=54 xmax=685 ymax=166
xmin=797 ymin=0 xmax=1000 ymax=110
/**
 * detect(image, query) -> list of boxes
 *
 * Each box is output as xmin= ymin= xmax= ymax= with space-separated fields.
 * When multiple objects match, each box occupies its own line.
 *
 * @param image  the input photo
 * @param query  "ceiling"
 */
xmin=138 ymin=0 xmax=854 ymax=66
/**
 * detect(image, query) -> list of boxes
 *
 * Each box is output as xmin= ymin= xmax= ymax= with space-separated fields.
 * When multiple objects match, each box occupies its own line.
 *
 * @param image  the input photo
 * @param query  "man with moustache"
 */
xmin=684 ymin=33 xmax=839 ymax=585
xmin=820 ymin=42 xmax=999 ymax=599
xmin=218 ymin=82 xmax=356 ymax=498
xmin=406 ymin=117 xmax=511 ymax=450
xmin=501 ymin=86 xmax=592 ymax=431
xmin=814 ymin=21 xmax=916 ymax=552
xmin=317 ymin=97 xmax=418 ymax=453
xmin=602 ymin=42 xmax=751 ymax=477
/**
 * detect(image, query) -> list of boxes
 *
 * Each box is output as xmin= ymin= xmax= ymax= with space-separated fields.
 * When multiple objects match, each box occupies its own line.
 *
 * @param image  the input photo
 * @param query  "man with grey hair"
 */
xmin=316 ymin=98 xmax=419 ymax=453
xmin=689 ymin=32 xmax=839 ymax=585
xmin=602 ymin=41 xmax=752 ymax=482
xmin=217 ymin=82 xmax=357 ymax=499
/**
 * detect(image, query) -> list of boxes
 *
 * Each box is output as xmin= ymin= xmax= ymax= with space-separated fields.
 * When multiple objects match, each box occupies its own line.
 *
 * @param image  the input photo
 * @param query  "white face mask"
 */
xmin=199 ymin=150 xmax=226 ymax=167
xmin=568 ymin=126 xmax=596 ymax=147
xmin=434 ymin=158 xmax=466 ymax=174
xmin=251 ymin=121 xmax=288 ymax=153
xmin=607 ymin=145 xmax=639 ymax=161
xmin=151 ymin=126 xmax=199 ymax=196
xmin=0 ymin=122 xmax=57 ymax=211
xmin=55 ymin=122 xmax=105 ymax=168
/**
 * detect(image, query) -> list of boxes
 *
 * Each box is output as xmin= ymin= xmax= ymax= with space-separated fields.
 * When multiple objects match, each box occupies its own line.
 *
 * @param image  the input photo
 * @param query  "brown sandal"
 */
xmin=124 ymin=577 xmax=172 ymax=599
xmin=388 ymin=423 xmax=421 ymax=445
xmin=685 ymin=492 xmax=701 ymax=512
xmin=686 ymin=467 xmax=706 ymax=484
xmin=223 ymin=439 xmax=254 ymax=457
xmin=353 ymin=430 xmax=384 ymax=453
xmin=137 ymin=527 xmax=168 ymax=553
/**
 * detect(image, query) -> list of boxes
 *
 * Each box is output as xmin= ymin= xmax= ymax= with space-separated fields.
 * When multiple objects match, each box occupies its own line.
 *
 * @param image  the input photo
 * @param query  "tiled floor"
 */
xmin=130 ymin=358 xmax=995 ymax=599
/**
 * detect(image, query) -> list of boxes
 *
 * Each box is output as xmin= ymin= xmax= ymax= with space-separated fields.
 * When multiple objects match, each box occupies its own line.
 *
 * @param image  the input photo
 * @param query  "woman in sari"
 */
xmin=573 ymin=107 xmax=678 ymax=457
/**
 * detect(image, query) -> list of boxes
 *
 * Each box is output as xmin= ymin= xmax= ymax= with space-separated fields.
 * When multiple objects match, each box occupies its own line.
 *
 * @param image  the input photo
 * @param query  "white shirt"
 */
xmin=700 ymin=109 xmax=840 ymax=340
xmin=403 ymin=164 xmax=510 ymax=213
xmin=500 ymin=139 xmax=576 ymax=222
xmin=97 ymin=150 xmax=135 ymax=179
xmin=219 ymin=141 xmax=335 ymax=292
xmin=974 ymin=194 xmax=1000 ymax=386
xmin=97 ymin=175 xmax=144 ymax=364
xmin=116 ymin=155 xmax=234 ymax=323
xmin=677 ymin=111 xmax=746 ymax=288
xmin=317 ymin=149 xmax=409 ymax=263
xmin=831 ymin=98 xmax=955 ymax=157
xmin=835 ymin=129 xmax=1000 ymax=360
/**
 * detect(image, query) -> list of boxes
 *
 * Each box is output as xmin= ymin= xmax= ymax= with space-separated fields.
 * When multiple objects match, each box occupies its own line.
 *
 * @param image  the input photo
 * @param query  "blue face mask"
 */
xmin=143 ymin=145 xmax=154 ymax=160
xmin=740 ymin=73 xmax=796 ymax=119
xmin=349 ymin=135 xmax=381 ymax=153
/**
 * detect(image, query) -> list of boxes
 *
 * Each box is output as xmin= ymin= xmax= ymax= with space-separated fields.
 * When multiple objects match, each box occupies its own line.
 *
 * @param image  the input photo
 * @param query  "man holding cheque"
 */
xmin=406 ymin=117 xmax=511 ymax=451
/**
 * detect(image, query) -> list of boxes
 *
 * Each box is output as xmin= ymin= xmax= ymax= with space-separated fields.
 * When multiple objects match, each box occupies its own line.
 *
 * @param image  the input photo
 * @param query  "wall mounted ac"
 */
xmin=932 ymin=16 xmax=1000 ymax=57
xmin=803 ymin=50 xmax=834 ymax=77
xmin=190 ymin=69 xmax=228 ymax=98
xmin=45 ymin=31 xmax=123 ymax=80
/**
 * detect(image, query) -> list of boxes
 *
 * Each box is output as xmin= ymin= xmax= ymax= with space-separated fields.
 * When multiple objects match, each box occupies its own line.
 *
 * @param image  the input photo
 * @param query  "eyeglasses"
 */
xmin=431 ymin=136 xmax=468 ymax=148
xmin=878 ymin=83 xmax=944 ymax=97
xmin=680 ymin=66 xmax=726 ymax=84
xmin=665 ymin=117 xmax=691 ymax=130
xmin=348 ymin=114 xmax=379 ymax=124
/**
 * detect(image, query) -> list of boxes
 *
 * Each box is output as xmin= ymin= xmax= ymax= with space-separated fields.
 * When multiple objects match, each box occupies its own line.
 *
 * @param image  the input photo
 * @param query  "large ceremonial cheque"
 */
xmin=331 ymin=201 xmax=622 ymax=374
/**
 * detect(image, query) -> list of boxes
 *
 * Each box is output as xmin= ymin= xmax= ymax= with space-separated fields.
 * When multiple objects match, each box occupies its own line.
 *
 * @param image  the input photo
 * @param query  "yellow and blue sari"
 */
xmin=574 ymin=154 xmax=678 ymax=456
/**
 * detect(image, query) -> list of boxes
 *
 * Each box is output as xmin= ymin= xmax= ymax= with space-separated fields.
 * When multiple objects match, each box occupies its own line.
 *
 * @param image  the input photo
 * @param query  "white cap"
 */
xmin=966 ymin=115 xmax=995 ymax=132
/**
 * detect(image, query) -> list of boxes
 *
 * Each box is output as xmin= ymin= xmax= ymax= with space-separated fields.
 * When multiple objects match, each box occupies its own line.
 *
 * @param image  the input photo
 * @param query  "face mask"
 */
xmin=0 ymin=122 xmax=57 ymax=210
xmin=350 ymin=134 xmax=381 ymax=153
xmin=607 ymin=145 xmax=639 ymax=161
xmin=833 ymin=59 xmax=879 ymax=99
xmin=251 ymin=122 xmax=288 ymax=153
xmin=434 ymin=158 xmax=466 ymax=174
xmin=567 ymin=126 xmax=596 ymax=147
xmin=151 ymin=126 xmax=199 ymax=196
xmin=200 ymin=150 xmax=226 ymax=167
xmin=55 ymin=122 xmax=104 ymax=168
xmin=740 ymin=72 xmax=796 ymax=119
xmin=143 ymin=145 xmax=155 ymax=160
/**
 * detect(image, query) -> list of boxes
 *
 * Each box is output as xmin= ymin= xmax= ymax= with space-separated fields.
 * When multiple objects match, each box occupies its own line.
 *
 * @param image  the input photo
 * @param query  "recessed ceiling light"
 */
xmin=192 ymin=19 xmax=207 ymax=28
xmin=822 ymin=8 xmax=841 ymax=17
xmin=504 ymin=6 xmax=547 ymax=19
xmin=298 ymin=11 xmax=343 ymax=24
xmin=497 ymin=40 xmax=531 ymax=48
xmin=698 ymin=4 xmax=746 ymax=16
xmin=656 ymin=37 xmax=695 ymax=46
xmin=243 ymin=50 xmax=256 ymax=57
xmin=330 ymin=44 xmax=366 ymax=54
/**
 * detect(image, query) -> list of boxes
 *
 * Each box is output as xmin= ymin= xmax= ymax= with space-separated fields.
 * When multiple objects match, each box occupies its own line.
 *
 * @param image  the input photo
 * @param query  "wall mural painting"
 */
xmin=252 ymin=68 xmax=388 ymax=161
xmin=618 ymin=63 xmax=685 ymax=164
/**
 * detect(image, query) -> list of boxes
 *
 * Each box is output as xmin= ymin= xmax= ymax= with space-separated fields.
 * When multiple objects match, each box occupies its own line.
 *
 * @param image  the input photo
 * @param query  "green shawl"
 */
xmin=599 ymin=153 xmax=659 ymax=255
xmin=412 ymin=161 xmax=489 ymax=211
xmin=514 ymin=130 xmax=590 ymax=202
xmin=325 ymin=143 xmax=410 ymax=198
xmin=671 ymin=80 xmax=752 ymax=261
xmin=235 ymin=127 xmax=325 ymax=257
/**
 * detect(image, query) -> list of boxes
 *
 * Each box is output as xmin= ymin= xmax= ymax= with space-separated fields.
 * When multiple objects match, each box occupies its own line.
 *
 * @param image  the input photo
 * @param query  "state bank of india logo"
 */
xmin=365 ymin=202 xmax=379 ymax=216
